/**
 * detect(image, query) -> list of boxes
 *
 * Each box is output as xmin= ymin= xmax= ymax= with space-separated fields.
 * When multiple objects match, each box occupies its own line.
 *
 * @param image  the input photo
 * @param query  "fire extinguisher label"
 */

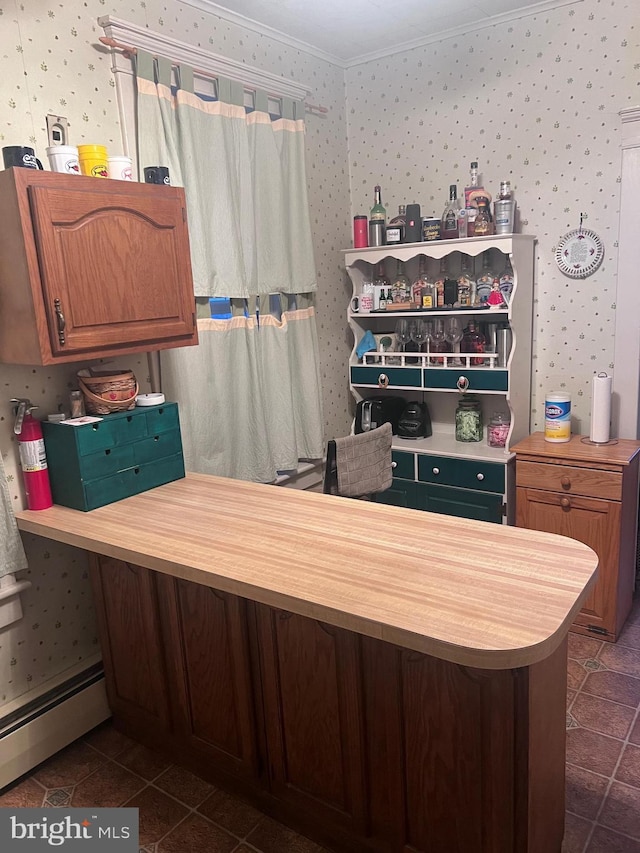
xmin=19 ymin=439 xmax=48 ymax=472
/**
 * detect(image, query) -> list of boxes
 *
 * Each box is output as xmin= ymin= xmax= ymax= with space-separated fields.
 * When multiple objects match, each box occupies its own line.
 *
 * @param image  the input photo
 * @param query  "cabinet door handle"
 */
xmin=54 ymin=298 xmax=66 ymax=346
xmin=561 ymin=476 xmax=571 ymax=488
xmin=476 ymin=473 xmax=485 ymax=481
xmin=432 ymin=467 xmax=440 ymax=475
xmin=560 ymin=497 xmax=571 ymax=508
xmin=391 ymin=461 xmax=397 ymax=469
xmin=378 ymin=373 xmax=389 ymax=389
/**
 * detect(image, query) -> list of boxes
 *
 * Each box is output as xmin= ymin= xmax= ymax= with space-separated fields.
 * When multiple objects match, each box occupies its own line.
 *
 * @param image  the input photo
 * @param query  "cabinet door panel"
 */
xmin=374 ymin=478 xmax=417 ymax=508
xmin=89 ymin=555 xmax=171 ymax=735
xmin=256 ymin=605 xmax=367 ymax=833
xmin=416 ymin=482 xmax=504 ymax=523
xmin=516 ymin=487 xmax=620 ymax=634
xmin=158 ymin=577 xmax=259 ymax=781
xmin=29 ymin=186 xmax=195 ymax=354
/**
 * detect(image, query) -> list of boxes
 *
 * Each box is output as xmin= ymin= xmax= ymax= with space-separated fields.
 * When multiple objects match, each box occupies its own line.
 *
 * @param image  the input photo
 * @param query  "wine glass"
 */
xmin=409 ymin=319 xmax=428 ymax=365
xmin=429 ymin=318 xmax=448 ymax=365
xmin=445 ymin=317 xmax=464 ymax=366
xmin=395 ymin=319 xmax=411 ymax=358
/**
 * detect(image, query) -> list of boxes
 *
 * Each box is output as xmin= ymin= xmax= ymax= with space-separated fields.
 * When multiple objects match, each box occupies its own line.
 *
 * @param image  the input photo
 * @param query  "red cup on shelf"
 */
xmin=353 ymin=215 xmax=368 ymax=248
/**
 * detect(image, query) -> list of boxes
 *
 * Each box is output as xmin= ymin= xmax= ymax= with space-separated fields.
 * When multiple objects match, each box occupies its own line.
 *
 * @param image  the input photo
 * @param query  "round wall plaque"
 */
xmin=555 ymin=228 xmax=604 ymax=279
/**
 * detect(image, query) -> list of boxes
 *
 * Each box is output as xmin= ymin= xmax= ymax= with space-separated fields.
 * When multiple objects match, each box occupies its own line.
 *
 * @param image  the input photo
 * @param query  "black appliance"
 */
xmin=397 ymin=401 xmax=432 ymax=439
xmin=355 ymin=396 xmax=406 ymax=435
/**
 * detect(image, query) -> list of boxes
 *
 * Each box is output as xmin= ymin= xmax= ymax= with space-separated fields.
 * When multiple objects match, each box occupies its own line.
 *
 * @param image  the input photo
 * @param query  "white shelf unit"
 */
xmin=344 ymin=234 xmax=535 ymax=524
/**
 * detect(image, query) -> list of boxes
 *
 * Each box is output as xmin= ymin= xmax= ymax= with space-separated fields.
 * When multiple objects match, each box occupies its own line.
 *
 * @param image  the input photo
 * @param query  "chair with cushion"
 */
xmin=323 ymin=422 xmax=395 ymax=498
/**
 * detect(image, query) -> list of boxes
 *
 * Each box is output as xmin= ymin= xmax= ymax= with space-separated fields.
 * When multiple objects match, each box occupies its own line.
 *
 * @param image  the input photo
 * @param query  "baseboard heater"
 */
xmin=0 ymin=659 xmax=111 ymax=791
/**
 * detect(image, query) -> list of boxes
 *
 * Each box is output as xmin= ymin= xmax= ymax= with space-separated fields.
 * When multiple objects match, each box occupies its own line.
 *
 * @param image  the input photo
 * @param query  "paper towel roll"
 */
xmin=590 ymin=372 xmax=612 ymax=443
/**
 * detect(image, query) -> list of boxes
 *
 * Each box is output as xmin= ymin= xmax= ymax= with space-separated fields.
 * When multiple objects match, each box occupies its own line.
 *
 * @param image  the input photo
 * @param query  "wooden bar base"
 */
xmin=91 ymin=555 xmax=567 ymax=853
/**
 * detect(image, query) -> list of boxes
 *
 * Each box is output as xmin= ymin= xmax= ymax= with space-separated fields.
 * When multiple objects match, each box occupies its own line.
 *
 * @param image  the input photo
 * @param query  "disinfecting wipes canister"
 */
xmin=545 ymin=393 xmax=571 ymax=443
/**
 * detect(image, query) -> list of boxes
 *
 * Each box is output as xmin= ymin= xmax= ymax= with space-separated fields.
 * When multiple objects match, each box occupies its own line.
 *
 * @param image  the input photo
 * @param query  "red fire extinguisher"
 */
xmin=12 ymin=398 xmax=53 ymax=510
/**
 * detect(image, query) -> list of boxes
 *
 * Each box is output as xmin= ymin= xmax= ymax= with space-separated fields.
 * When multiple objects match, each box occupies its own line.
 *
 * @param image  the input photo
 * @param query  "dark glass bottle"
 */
xmin=441 ymin=184 xmax=459 ymax=240
xmin=461 ymin=321 xmax=486 ymax=366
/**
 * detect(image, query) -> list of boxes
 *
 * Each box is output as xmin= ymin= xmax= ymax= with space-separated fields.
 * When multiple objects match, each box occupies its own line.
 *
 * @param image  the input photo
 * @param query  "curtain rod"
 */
xmin=99 ymin=36 xmax=328 ymax=115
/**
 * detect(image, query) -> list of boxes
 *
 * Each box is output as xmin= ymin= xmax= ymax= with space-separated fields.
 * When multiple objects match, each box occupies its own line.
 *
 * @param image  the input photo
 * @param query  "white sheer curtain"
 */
xmin=135 ymin=52 xmax=324 ymax=482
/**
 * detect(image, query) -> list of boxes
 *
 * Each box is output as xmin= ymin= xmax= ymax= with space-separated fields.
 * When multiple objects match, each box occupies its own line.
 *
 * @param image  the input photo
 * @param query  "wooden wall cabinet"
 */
xmin=0 ymin=168 xmax=197 ymax=365
xmin=514 ymin=433 xmax=640 ymax=641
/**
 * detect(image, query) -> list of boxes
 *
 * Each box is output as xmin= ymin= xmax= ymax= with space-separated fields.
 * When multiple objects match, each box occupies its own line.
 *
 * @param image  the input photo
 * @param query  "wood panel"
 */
xmin=255 ymin=604 xmax=368 ymax=835
xmin=16 ymin=472 xmax=598 ymax=670
xmin=89 ymin=554 xmax=171 ymax=736
xmin=156 ymin=575 xmax=260 ymax=781
xmin=516 ymin=460 xmax=622 ymax=500
xmin=0 ymin=168 xmax=197 ymax=365
xmin=516 ymin=487 xmax=619 ymax=636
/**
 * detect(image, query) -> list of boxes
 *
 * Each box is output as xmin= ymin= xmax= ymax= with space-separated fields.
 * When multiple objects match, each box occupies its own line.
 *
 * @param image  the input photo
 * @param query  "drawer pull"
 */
xmin=560 ymin=497 xmax=571 ymax=508
xmin=391 ymin=461 xmax=397 ymax=469
xmin=378 ymin=373 xmax=389 ymax=389
xmin=561 ymin=476 xmax=571 ymax=488
xmin=432 ymin=467 xmax=440 ymax=475
xmin=456 ymin=375 xmax=470 ymax=392
xmin=476 ymin=473 xmax=484 ymax=481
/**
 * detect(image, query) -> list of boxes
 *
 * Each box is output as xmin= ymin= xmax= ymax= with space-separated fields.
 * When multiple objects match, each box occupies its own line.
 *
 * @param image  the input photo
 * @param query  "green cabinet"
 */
xmin=42 ymin=403 xmax=184 ymax=511
xmin=376 ymin=448 xmax=505 ymax=524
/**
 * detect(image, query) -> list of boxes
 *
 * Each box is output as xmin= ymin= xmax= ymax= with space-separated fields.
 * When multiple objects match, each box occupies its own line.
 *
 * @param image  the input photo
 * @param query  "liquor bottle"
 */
xmin=433 ymin=257 xmax=449 ymax=308
xmin=494 ymin=181 xmax=516 ymax=234
xmin=391 ymin=260 xmax=410 ymax=304
xmin=461 ymin=321 xmax=486 ymax=366
xmin=475 ymin=252 xmax=497 ymax=306
xmin=386 ymin=205 xmax=406 ymax=245
xmin=473 ymin=196 xmax=494 ymax=236
xmin=374 ymin=261 xmax=390 ymax=288
xmin=464 ymin=161 xmax=483 ymax=236
xmin=457 ymin=255 xmax=474 ymax=307
xmin=464 ymin=161 xmax=480 ymax=207
xmin=369 ymin=185 xmax=386 ymax=246
xmin=411 ymin=256 xmax=428 ymax=306
xmin=498 ymin=257 xmax=515 ymax=304
xmin=416 ymin=258 xmax=437 ymax=309
xmin=370 ymin=185 xmax=386 ymax=223
xmin=441 ymin=184 xmax=459 ymax=240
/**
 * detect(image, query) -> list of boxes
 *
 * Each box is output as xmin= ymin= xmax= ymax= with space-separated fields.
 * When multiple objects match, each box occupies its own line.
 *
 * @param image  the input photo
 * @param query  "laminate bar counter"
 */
xmin=17 ymin=473 xmax=598 ymax=853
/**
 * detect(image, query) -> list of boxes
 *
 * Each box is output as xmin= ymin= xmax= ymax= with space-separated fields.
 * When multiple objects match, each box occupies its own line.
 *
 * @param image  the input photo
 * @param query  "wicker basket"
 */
xmin=77 ymin=368 xmax=139 ymax=415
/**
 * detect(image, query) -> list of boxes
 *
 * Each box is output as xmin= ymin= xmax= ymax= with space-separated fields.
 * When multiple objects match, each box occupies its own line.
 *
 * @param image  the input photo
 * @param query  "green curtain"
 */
xmin=135 ymin=52 xmax=324 ymax=482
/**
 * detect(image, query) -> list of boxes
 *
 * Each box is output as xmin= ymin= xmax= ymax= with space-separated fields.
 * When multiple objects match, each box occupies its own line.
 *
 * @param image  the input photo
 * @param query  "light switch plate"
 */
xmin=46 ymin=114 xmax=69 ymax=147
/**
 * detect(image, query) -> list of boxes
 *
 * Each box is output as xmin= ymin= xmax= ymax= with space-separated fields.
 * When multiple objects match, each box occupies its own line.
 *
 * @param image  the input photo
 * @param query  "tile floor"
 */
xmin=1 ymin=598 xmax=639 ymax=853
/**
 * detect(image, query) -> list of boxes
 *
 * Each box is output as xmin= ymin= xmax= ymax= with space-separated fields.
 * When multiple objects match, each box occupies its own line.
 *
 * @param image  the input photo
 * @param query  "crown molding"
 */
xmin=97 ymin=15 xmax=313 ymax=99
xmin=344 ymin=0 xmax=584 ymax=66
xmin=179 ymin=0 xmax=346 ymax=67
xmin=180 ymin=0 xmax=583 ymax=68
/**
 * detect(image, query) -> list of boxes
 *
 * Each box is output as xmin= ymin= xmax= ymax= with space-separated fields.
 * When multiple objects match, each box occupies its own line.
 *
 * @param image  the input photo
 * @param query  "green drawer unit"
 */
xmin=392 ymin=450 xmax=415 ymax=480
xmin=423 ymin=369 xmax=508 ymax=392
xmin=351 ymin=365 xmax=422 ymax=388
xmin=42 ymin=403 xmax=185 ymax=511
xmin=414 ymin=482 xmax=503 ymax=524
xmin=417 ymin=454 xmax=505 ymax=494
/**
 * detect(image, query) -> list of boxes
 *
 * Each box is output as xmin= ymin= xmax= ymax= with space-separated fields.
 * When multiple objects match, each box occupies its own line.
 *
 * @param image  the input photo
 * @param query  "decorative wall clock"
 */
xmin=555 ymin=225 xmax=604 ymax=279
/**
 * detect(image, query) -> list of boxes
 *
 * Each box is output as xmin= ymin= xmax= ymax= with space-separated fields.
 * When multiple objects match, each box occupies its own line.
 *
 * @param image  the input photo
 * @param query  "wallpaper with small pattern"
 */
xmin=0 ymin=0 xmax=350 ymax=709
xmin=1 ymin=0 xmax=637 ymax=710
xmin=345 ymin=0 xmax=639 ymax=433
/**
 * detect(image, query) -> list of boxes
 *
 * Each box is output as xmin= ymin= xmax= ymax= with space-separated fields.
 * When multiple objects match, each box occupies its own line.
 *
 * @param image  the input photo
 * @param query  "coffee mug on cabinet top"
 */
xmin=3 ymin=146 xmax=43 ymax=170
xmin=108 ymin=155 xmax=133 ymax=181
xmin=351 ymin=293 xmax=373 ymax=314
xmin=77 ymin=144 xmax=109 ymax=178
xmin=46 ymin=145 xmax=80 ymax=175
xmin=144 ymin=166 xmax=170 ymax=185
